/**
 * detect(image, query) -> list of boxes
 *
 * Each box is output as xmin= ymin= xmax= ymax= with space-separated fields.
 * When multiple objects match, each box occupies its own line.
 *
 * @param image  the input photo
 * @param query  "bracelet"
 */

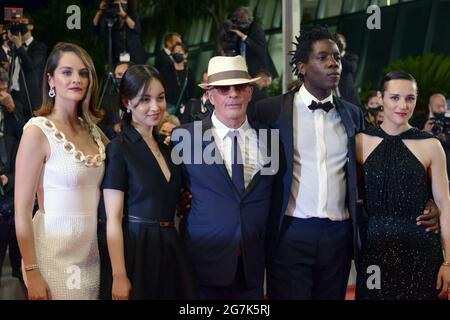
xmin=24 ymin=264 xmax=39 ymax=271
xmin=442 ymin=261 xmax=450 ymax=267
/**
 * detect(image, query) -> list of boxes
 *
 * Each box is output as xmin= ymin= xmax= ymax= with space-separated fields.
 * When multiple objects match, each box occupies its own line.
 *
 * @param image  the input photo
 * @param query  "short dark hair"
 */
xmin=290 ymin=25 xmax=338 ymax=81
xmin=380 ymin=70 xmax=418 ymax=96
xmin=119 ymin=64 xmax=166 ymax=124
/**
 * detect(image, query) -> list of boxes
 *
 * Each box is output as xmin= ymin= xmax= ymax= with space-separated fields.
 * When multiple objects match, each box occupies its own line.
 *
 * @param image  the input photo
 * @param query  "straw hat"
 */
xmin=198 ymin=55 xmax=260 ymax=89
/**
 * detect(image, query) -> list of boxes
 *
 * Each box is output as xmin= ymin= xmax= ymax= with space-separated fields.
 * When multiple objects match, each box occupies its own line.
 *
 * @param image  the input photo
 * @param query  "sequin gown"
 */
xmin=23 ymin=117 xmax=105 ymax=300
xmin=356 ymin=126 xmax=443 ymax=300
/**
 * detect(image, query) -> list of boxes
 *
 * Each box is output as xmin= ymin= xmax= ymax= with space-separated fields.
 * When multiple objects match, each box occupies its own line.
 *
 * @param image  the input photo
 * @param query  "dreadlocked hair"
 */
xmin=290 ymin=25 xmax=338 ymax=82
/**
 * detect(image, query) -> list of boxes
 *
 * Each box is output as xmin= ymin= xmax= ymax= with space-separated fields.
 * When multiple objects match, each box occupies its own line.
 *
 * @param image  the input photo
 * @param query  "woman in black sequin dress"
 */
xmin=355 ymin=71 xmax=450 ymax=300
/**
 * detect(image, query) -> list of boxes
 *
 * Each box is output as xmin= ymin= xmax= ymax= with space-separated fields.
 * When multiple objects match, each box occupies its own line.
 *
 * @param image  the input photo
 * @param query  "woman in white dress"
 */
xmin=15 ymin=42 xmax=107 ymax=300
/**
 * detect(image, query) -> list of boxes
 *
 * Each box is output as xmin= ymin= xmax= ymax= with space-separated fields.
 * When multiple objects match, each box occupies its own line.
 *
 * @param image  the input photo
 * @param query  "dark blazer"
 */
xmin=338 ymin=52 xmax=360 ymax=106
xmin=177 ymin=98 xmax=212 ymax=124
xmin=242 ymin=22 xmax=278 ymax=79
xmin=0 ymin=135 xmax=18 ymax=224
xmin=12 ymin=38 xmax=47 ymax=119
xmin=254 ymin=90 xmax=365 ymax=263
xmin=173 ymin=116 xmax=275 ymax=288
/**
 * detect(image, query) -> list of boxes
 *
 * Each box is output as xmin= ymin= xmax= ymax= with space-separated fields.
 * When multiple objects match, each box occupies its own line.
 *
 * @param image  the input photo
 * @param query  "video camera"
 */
xmin=3 ymin=7 xmax=28 ymax=37
xmin=430 ymin=113 xmax=450 ymax=136
xmin=103 ymin=0 xmax=128 ymax=21
xmin=221 ymin=19 xmax=250 ymax=56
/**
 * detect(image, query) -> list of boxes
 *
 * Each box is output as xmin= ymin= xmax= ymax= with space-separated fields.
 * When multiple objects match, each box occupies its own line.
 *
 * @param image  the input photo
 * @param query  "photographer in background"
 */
xmin=93 ymin=0 xmax=146 ymax=65
xmin=0 ymin=61 xmax=23 ymax=141
xmin=6 ymin=14 xmax=47 ymax=121
xmin=0 ymin=68 xmax=20 ymax=281
xmin=224 ymin=6 xmax=278 ymax=79
xmin=418 ymin=94 xmax=450 ymax=183
xmin=0 ymin=25 xmax=11 ymax=72
xmin=420 ymin=94 xmax=448 ymax=133
xmin=363 ymin=90 xmax=384 ymax=128
xmin=336 ymin=33 xmax=360 ymax=106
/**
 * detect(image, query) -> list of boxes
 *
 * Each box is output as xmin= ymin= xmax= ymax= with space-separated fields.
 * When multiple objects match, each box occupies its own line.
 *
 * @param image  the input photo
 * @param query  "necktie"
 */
xmin=229 ymin=130 xmax=245 ymax=194
xmin=307 ymin=100 xmax=334 ymax=112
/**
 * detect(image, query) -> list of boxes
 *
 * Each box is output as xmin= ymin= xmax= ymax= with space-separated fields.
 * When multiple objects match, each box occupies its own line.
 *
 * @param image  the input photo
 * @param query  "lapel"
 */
xmin=241 ymin=120 xmax=272 ymax=199
xmin=333 ymin=96 xmax=355 ymax=141
xmin=278 ymin=92 xmax=295 ymax=201
xmin=201 ymin=116 xmax=271 ymax=200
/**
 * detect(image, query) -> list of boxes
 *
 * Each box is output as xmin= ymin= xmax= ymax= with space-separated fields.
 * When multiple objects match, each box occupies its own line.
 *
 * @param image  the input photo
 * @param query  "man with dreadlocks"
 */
xmin=254 ymin=26 xmax=440 ymax=300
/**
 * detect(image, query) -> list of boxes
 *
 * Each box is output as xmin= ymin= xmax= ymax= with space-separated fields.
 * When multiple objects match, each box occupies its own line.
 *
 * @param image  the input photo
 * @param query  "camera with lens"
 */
xmin=430 ymin=113 xmax=450 ymax=137
xmin=103 ymin=0 xmax=128 ymax=21
xmin=3 ymin=7 xmax=28 ymax=37
xmin=221 ymin=19 xmax=250 ymax=56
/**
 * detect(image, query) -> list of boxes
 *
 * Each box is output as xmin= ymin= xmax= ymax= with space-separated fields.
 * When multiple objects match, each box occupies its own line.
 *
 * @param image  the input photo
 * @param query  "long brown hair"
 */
xmin=35 ymin=42 xmax=103 ymax=122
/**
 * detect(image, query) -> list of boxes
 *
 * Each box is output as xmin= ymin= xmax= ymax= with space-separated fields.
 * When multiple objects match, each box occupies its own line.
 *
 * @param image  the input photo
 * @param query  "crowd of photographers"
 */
xmin=0 ymin=1 xmax=449 ymax=290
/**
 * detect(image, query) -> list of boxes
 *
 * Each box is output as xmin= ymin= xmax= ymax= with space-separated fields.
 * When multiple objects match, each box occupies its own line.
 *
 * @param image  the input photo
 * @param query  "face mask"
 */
xmin=172 ymin=52 xmax=184 ymax=64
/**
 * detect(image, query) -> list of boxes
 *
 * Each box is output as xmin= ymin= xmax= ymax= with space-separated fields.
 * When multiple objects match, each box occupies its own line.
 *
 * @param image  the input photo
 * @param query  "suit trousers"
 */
xmin=267 ymin=216 xmax=353 ymax=300
xmin=199 ymin=256 xmax=264 ymax=300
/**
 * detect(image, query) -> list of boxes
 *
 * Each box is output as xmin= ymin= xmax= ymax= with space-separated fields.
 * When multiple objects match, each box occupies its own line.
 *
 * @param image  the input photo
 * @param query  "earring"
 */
xmin=48 ymin=87 xmax=56 ymax=98
xmin=127 ymin=109 xmax=131 ymax=113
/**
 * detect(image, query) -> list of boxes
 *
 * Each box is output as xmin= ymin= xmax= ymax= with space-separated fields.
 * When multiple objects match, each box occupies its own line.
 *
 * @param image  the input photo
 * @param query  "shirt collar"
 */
xmin=299 ymin=85 xmax=334 ymax=112
xmin=164 ymin=47 xmax=171 ymax=56
xmin=24 ymin=36 xmax=33 ymax=47
xmin=211 ymin=112 xmax=250 ymax=140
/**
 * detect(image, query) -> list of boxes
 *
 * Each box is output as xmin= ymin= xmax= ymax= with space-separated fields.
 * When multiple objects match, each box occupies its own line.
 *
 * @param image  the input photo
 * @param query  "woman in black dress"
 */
xmin=355 ymin=71 xmax=450 ymax=300
xmin=102 ymin=65 xmax=198 ymax=300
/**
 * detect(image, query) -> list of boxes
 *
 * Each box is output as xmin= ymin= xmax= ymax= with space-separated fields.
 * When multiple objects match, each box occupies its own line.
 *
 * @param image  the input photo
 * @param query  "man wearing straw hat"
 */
xmin=172 ymin=55 xmax=277 ymax=300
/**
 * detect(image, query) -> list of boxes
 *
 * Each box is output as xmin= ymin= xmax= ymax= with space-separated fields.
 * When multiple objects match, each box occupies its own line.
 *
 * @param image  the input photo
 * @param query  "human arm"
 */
xmin=231 ymin=23 xmax=266 ymax=53
xmin=93 ymin=1 xmax=106 ymax=27
xmin=116 ymin=1 xmax=136 ymax=30
xmin=427 ymin=140 xmax=450 ymax=299
xmin=10 ymin=38 xmax=47 ymax=77
xmin=102 ymin=141 xmax=131 ymax=299
xmin=0 ymin=91 xmax=15 ymax=113
xmin=103 ymin=189 xmax=132 ymax=300
xmin=14 ymin=125 xmax=52 ymax=300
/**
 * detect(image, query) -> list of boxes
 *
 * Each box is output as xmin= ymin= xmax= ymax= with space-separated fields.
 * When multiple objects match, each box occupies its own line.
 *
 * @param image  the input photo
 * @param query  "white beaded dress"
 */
xmin=23 ymin=116 xmax=105 ymax=300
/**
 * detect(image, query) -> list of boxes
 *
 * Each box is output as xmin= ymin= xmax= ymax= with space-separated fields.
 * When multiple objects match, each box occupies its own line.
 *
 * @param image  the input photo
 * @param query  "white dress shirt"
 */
xmin=285 ymin=85 xmax=349 ymax=221
xmin=211 ymin=113 xmax=267 ymax=188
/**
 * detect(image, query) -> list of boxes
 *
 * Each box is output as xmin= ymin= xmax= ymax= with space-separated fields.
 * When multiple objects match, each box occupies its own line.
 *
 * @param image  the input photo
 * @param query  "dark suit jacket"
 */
xmin=254 ymin=90 xmax=365 ymax=263
xmin=172 ymin=116 xmax=275 ymax=288
xmin=0 ymin=135 xmax=18 ymax=224
xmin=242 ymin=22 xmax=278 ymax=78
xmin=338 ymin=52 xmax=360 ymax=106
xmin=12 ymin=38 xmax=47 ymax=119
